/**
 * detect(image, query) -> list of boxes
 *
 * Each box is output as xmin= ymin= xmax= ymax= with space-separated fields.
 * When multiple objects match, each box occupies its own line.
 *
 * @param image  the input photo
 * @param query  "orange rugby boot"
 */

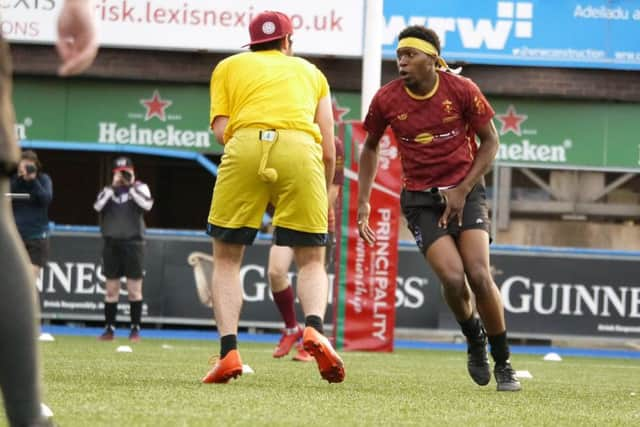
xmin=201 ymin=349 xmax=243 ymax=384
xmin=302 ymin=327 xmax=345 ymax=383
xmin=292 ymin=343 xmax=314 ymax=362
xmin=273 ymin=326 xmax=303 ymax=358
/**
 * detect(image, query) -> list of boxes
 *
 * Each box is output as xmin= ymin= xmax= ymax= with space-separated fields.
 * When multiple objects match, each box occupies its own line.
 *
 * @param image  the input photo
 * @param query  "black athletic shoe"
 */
xmin=98 ymin=326 xmax=115 ymax=341
xmin=494 ymin=361 xmax=522 ymax=392
xmin=467 ymin=328 xmax=491 ymax=386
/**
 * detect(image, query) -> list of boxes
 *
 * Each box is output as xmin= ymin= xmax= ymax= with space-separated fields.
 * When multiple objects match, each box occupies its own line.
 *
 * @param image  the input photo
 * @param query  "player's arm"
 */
xmin=439 ymin=119 xmax=499 ymax=228
xmin=459 ymin=119 xmax=499 ymax=192
xmin=328 ymin=183 xmax=340 ymax=208
xmin=356 ymin=131 xmax=383 ymax=245
xmin=315 ymin=94 xmax=335 ymax=191
xmin=211 ymin=116 xmax=229 ymax=144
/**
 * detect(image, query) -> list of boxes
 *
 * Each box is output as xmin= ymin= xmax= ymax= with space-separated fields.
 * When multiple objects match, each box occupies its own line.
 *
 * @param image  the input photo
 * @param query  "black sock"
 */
xmin=488 ymin=331 xmax=510 ymax=365
xmin=105 ymin=302 xmax=117 ymax=329
xmin=129 ymin=300 xmax=142 ymax=329
xmin=458 ymin=314 xmax=482 ymax=339
xmin=220 ymin=334 xmax=237 ymax=358
xmin=305 ymin=315 xmax=324 ymax=334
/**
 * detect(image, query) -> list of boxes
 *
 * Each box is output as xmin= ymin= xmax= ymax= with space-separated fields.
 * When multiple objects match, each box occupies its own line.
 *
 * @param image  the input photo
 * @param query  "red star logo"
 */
xmin=140 ymin=90 xmax=172 ymax=121
xmin=332 ymin=97 xmax=350 ymax=124
xmin=496 ymin=104 xmax=527 ymax=136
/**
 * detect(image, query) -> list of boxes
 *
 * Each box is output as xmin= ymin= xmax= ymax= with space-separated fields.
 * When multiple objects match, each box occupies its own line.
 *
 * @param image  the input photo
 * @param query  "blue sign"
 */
xmin=383 ymin=0 xmax=640 ymax=70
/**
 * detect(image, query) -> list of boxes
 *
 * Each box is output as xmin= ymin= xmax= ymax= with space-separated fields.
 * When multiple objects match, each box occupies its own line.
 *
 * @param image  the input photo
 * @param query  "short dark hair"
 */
xmin=398 ymin=26 xmax=441 ymax=55
xmin=21 ymin=150 xmax=41 ymax=170
xmin=249 ymin=37 xmax=285 ymax=52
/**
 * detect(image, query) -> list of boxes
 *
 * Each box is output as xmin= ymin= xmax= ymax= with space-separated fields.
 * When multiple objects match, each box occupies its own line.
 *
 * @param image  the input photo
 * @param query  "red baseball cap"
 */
xmin=242 ymin=11 xmax=293 ymax=48
xmin=112 ymin=156 xmax=134 ymax=172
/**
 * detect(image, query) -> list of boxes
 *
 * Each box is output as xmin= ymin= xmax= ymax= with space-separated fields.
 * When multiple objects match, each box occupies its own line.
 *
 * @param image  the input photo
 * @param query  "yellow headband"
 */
xmin=397 ymin=37 xmax=451 ymax=71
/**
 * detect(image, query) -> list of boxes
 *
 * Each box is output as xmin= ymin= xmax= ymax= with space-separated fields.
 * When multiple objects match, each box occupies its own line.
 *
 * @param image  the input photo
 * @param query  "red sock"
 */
xmin=272 ymin=286 xmax=298 ymax=329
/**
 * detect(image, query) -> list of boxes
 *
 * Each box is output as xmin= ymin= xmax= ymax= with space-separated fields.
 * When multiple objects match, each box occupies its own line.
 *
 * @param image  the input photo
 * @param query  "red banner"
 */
xmin=332 ymin=122 xmax=402 ymax=352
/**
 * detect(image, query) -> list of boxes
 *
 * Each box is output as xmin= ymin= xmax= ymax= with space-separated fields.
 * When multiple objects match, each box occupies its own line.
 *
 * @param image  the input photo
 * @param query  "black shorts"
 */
xmin=102 ymin=238 xmax=145 ymax=280
xmin=23 ymin=237 xmax=49 ymax=268
xmin=208 ymin=223 xmax=327 ymax=247
xmin=401 ymin=183 xmax=491 ymax=254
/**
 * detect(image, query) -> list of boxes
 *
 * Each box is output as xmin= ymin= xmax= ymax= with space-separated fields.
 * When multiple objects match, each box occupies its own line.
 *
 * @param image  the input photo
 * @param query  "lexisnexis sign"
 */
xmin=0 ymin=0 xmax=364 ymax=57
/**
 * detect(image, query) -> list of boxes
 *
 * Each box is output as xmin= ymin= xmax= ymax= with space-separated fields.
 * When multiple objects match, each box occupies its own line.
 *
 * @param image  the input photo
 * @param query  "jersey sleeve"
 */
xmin=363 ymin=90 xmax=388 ymax=138
xmin=209 ymin=60 xmax=230 ymax=127
xmin=460 ymin=78 xmax=495 ymax=132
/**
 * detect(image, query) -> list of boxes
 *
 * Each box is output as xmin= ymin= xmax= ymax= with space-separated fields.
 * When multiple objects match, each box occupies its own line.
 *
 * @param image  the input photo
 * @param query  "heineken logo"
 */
xmin=98 ymin=89 xmax=211 ymax=149
xmin=496 ymin=104 xmax=527 ymax=136
xmin=140 ymin=90 xmax=172 ymax=122
xmin=494 ymin=104 xmax=571 ymax=164
xmin=497 ymin=139 xmax=571 ymax=163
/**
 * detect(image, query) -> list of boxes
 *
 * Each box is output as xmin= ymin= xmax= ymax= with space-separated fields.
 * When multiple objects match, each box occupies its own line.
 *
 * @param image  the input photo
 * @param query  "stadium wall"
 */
xmin=11 ymin=45 xmax=640 ymax=101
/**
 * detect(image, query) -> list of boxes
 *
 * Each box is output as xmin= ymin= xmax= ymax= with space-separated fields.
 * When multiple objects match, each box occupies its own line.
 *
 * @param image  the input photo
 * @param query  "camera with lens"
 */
xmin=120 ymin=170 xmax=133 ymax=183
xmin=25 ymin=164 xmax=37 ymax=175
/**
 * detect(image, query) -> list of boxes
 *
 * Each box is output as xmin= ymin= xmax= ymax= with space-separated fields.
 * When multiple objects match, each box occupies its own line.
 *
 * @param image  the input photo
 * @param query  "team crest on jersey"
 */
xmin=473 ymin=96 xmax=486 ymax=115
xmin=442 ymin=100 xmax=454 ymax=114
xmin=396 ymin=113 xmax=408 ymax=121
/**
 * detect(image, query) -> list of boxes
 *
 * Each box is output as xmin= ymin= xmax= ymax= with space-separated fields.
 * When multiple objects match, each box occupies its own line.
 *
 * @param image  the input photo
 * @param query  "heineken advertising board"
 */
xmin=12 ymin=77 xmax=362 ymax=155
xmin=492 ymin=99 xmax=640 ymax=171
xmin=12 ymin=77 xmax=640 ymax=171
xmin=13 ymin=77 xmax=223 ymax=153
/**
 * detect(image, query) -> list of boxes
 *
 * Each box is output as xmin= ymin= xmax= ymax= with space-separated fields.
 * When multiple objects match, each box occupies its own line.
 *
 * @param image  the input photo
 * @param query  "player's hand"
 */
xmin=438 ymin=186 xmax=467 ymax=228
xmin=357 ymin=202 xmax=375 ymax=245
xmin=56 ymin=0 xmax=98 ymax=76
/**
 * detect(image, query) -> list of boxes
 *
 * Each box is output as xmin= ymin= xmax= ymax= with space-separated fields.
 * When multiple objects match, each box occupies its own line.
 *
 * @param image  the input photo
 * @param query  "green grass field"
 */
xmin=2 ymin=336 xmax=639 ymax=426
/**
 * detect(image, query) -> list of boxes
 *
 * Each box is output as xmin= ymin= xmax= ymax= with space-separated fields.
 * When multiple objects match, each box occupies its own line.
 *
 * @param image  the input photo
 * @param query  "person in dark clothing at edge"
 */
xmin=10 ymin=150 xmax=53 ymax=280
xmin=0 ymin=1 xmax=98 ymax=425
xmin=94 ymin=156 xmax=153 ymax=342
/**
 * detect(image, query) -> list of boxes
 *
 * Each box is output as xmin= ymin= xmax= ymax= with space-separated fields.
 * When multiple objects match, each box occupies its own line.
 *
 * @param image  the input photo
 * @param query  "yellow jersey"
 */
xmin=209 ymin=50 xmax=329 ymax=144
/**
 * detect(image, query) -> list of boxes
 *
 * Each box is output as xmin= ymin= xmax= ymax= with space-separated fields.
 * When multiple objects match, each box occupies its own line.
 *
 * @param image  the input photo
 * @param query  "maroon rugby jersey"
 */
xmin=364 ymin=70 xmax=494 ymax=190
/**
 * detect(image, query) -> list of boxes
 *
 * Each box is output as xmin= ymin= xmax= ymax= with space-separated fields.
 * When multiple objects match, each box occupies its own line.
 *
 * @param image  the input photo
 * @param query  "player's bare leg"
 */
xmin=202 ymin=239 xmax=244 ymax=384
xmin=426 ymin=235 xmax=491 ymax=386
xmin=459 ymin=229 xmax=520 ymax=391
xmin=294 ymin=245 xmax=344 ymax=382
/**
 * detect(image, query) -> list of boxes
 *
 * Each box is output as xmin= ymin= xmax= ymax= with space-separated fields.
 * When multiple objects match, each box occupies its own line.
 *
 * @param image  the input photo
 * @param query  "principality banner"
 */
xmin=332 ymin=122 xmax=403 ymax=352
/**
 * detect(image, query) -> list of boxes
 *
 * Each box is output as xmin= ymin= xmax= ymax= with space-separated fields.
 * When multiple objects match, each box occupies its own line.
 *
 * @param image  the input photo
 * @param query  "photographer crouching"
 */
xmin=9 ymin=150 xmax=53 ymax=280
xmin=94 ymin=156 xmax=154 ymax=342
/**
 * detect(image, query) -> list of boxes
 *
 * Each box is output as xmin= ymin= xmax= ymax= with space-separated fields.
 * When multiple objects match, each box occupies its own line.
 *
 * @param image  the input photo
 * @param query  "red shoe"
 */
xmin=302 ymin=327 xmax=345 ymax=383
xmin=273 ymin=326 xmax=303 ymax=358
xmin=98 ymin=326 xmax=114 ymax=341
xmin=201 ymin=350 xmax=243 ymax=384
xmin=292 ymin=343 xmax=314 ymax=362
xmin=128 ymin=327 xmax=141 ymax=343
